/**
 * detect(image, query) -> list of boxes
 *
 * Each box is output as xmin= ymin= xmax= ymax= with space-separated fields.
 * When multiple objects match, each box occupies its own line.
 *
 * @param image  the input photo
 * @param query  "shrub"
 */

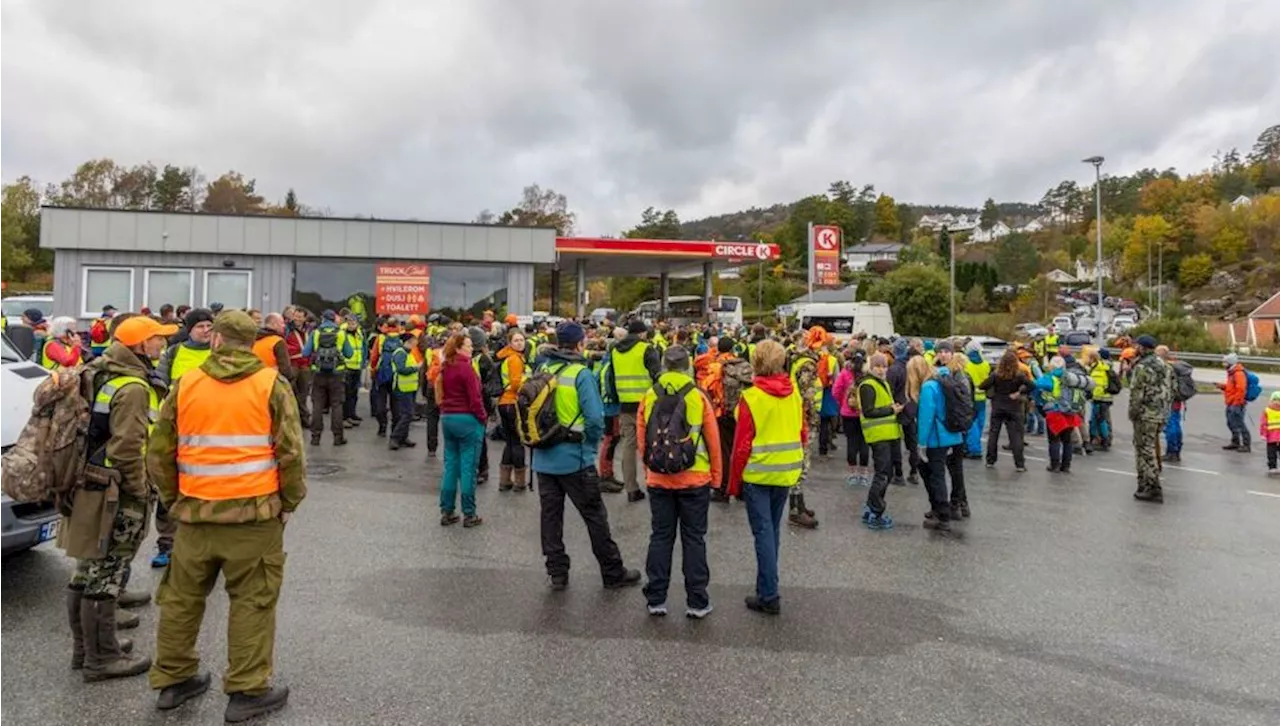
xmin=1128 ymin=317 xmax=1223 ymax=354
xmin=1177 ymin=253 xmax=1213 ymax=288
xmin=865 ymin=264 xmax=949 ymax=337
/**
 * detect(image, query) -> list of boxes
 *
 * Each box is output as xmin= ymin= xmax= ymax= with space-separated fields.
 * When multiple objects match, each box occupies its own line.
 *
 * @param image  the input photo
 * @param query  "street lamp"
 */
xmin=1082 ymin=155 xmax=1104 ymax=346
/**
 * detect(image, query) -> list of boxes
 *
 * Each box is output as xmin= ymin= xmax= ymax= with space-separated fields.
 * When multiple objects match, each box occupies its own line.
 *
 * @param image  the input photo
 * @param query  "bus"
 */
xmin=792 ymin=302 xmax=895 ymax=342
xmin=629 ymin=295 xmax=743 ymax=327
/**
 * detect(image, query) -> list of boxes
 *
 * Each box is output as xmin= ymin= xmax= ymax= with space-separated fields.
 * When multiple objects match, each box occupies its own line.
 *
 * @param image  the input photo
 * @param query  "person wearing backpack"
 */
xmin=833 ymin=351 xmax=870 ymax=485
xmin=339 ymin=314 xmax=364 ymax=427
xmin=1129 ymin=335 xmax=1171 ymax=502
xmin=596 ymin=326 xmax=627 ymax=493
xmin=962 ymin=339 xmax=993 ymax=459
xmin=532 ymin=321 xmax=641 ymax=591
xmin=609 ymin=319 xmax=661 ymax=503
xmin=1260 ymin=391 xmax=1280 ymax=475
xmin=1157 ymin=346 xmax=1193 ymax=463
xmin=1034 ymin=356 xmax=1089 ymax=474
xmin=496 ymin=328 xmax=530 ymax=491
xmin=89 ymin=305 xmax=116 ymax=357
xmin=707 ymin=337 xmax=753 ymax=501
xmin=785 ymin=330 xmax=826 ymax=529
xmin=301 ymin=310 xmax=355 ymax=446
xmin=157 ymin=308 xmax=214 ymax=387
xmin=980 ymin=349 xmax=1032 ymax=472
xmin=284 ymin=307 xmax=314 ymax=422
xmin=40 ymin=316 xmax=86 ymax=369
xmin=434 ymin=332 xmax=486 ymax=526
xmin=1085 ymin=348 xmax=1118 ymax=451
xmin=369 ymin=318 xmax=404 ymax=437
xmin=62 ymin=315 xmax=176 ymax=683
xmin=916 ymin=345 xmax=965 ymax=530
xmin=1217 ymin=353 xmax=1252 ymax=453
xmin=858 ymin=352 xmax=904 ymax=530
xmin=636 ymin=346 xmax=722 ymax=618
xmin=467 ymin=326 xmax=499 ymax=485
xmin=388 ymin=329 xmax=423 ymax=453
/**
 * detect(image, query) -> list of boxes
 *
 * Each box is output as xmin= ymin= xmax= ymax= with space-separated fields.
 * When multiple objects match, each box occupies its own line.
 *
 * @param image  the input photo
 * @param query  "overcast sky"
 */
xmin=3 ymin=0 xmax=1278 ymax=236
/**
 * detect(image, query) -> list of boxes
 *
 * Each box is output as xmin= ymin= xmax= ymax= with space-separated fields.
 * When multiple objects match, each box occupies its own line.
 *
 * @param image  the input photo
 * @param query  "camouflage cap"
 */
xmin=212 ymin=309 xmax=257 ymax=346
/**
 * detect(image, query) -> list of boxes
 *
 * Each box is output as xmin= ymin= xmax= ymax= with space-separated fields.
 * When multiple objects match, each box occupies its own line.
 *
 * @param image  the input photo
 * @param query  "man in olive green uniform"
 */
xmin=146 ymin=311 xmax=307 ymax=722
xmin=63 ymin=315 xmax=176 ymax=682
xmin=1128 ymin=334 xmax=1170 ymax=503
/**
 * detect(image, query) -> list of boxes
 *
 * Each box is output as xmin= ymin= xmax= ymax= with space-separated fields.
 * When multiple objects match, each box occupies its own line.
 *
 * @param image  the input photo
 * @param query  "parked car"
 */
xmin=1052 ymin=315 xmax=1075 ymax=331
xmin=1061 ymin=331 xmax=1094 ymax=347
xmin=589 ymin=307 xmax=617 ymax=325
xmin=1104 ymin=296 xmax=1121 ymax=309
xmin=1 ymin=334 xmax=59 ymax=557
xmin=1076 ymin=316 xmax=1099 ymax=336
xmin=1014 ymin=323 xmax=1048 ymax=338
xmin=1 ymin=293 xmax=54 ymax=329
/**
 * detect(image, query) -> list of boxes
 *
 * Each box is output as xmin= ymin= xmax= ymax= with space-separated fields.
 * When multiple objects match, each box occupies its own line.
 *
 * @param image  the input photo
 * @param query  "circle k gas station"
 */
xmin=551 ymin=237 xmax=780 ymax=319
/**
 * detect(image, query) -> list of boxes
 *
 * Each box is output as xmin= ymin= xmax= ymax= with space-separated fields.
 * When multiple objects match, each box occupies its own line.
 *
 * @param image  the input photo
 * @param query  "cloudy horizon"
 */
xmin=3 ymin=0 xmax=1278 ymax=235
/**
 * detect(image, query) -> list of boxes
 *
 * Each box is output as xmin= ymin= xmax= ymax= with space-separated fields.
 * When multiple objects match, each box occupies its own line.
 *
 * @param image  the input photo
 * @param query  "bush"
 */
xmin=1177 ymin=253 xmax=1213 ymax=288
xmin=957 ymin=313 xmax=1016 ymax=339
xmin=865 ymin=263 xmax=949 ymax=337
xmin=1128 ymin=318 xmax=1223 ymax=354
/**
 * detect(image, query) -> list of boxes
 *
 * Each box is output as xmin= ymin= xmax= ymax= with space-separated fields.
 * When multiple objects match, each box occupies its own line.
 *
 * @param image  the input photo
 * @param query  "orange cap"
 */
xmin=113 ymin=317 xmax=179 ymax=347
xmin=804 ymin=326 xmax=828 ymax=349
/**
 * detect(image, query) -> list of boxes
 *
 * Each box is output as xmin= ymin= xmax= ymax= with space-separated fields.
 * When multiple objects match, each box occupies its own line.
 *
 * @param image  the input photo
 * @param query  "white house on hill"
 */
xmin=845 ymin=243 xmax=903 ymax=271
xmin=1045 ymin=269 xmax=1078 ymax=284
xmin=970 ymin=220 xmax=1012 ymax=243
xmin=1074 ymin=257 xmax=1114 ymax=282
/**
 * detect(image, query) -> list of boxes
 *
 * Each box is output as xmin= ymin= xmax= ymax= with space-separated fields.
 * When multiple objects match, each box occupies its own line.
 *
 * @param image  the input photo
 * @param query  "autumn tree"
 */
xmin=1 ymin=177 xmax=46 ymax=281
xmin=871 ymin=193 xmax=901 ymax=240
xmin=625 ymin=207 xmax=681 ymax=239
xmin=1177 ymin=253 xmax=1213 ymax=288
xmin=497 ymin=184 xmax=576 ymax=235
xmin=1123 ymin=214 xmax=1175 ymax=282
xmin=202 ymin=172 xmax=265 ymax=215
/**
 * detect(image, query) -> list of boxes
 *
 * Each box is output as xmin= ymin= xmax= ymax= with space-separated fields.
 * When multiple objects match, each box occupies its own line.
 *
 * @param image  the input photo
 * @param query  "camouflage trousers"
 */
xmin=69 ymin=493 xmax=151 ymax=599
xmin=797 ymin=416 xmax=821 ymax=492
xmin=1133 ymin=421 xmax=1162 ymax=493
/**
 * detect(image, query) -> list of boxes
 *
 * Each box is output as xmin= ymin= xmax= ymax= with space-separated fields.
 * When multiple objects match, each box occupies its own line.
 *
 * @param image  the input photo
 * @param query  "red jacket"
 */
xmin=727 ymin=373 xmax=808 ymax=496
xmin=436 ymin=353 xmax=487 ymax=423
xmin=1219 ymin=364 xmax=1247 ymax=406
xmin=285 ymin=327 xmax=309 ymax=367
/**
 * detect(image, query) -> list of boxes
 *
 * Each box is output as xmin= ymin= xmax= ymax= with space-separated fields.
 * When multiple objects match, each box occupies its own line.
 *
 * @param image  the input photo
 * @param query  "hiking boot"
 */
xmin=1134 ymin=488 xmax=1164 ymax=503
xmin=710 ymin=488 xmax=731 ymax=503
xmin=115 ymin=607 xmax=139 ymax=630
xmin=907 ymin=471 xmax=920 ymax=485
xmin=156 ymin=671 xmax=211 ymax=711
xmin=548 ymin=574 xmax=569 ymax=591
xmin=310 ymin=434 xmax=321 ymax=446
xmin=388 ymin=440 xmax=401 ymax=451
xmin=224 ymin=685 xmax=290 ymax=723
xmin=627 ymin=489 xmax=646 ymax=503
xmin=599 ymin=477 xmax=624 ymax=494
xmin=1058 ymin=466 xmax=1071 ymax=474
xmin=513 ymin=468 xmax=528 ymax=492
xmin=499 ymin=465 xmax=514 ymax=492
xmin=1237 ymin=445 xmax=1251 ymax=454
xmin=333 ymin=436 xmax=347 ymax=446
xmin=440 ymin=512 xmax=460 ymax=526
xmin=118 ymin=589 xmax=152 ymax=609
xmin=151 ymin=550 xmax=170 ymax=568
xmin=788 ymin=510 xmax=819 ymax=529
xmin=462 ymin=515 xmax=484 ymax=528
xmin=745 ymin=595 xmax=780 ymax=615
xmin=890 ymin=475 xmax=906 ymax=486
xmin=376 ymin=425 xmax=387 ymax=438
xmin=956 ymin=501 xmax=971 ymax=518
xmin=922 ymin=517 xmax=952 ymax=532
xmin=604 ymin=569 xmax=642 ymax=589
xmin=1164 ymin=452 xmax=1181 ymax=463
xmin=81 ymin=599 xmax=150 ymax=682
xmin=1222 ymin=442 xmax=1239 ymax=450
xmin=1046 ymin=464 xmax=1059 ymax=473
xmin=351 ymin=415 xmax=363 ymax=422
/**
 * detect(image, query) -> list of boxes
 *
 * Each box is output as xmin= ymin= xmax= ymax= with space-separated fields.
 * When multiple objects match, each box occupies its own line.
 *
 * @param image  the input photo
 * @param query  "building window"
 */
xmin=144 ymin=269 xmax=194 ymax=310
xmin=204 ymin=270 xmax=252 ymax=309
xmin=292 ymin=261 xmax=507 ymax=323
xmin=82 ymin=267 xmax=134 ymax=317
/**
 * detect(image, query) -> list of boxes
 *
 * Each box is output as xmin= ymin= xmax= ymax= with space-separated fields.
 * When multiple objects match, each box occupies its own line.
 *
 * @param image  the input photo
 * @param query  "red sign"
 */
xmin=713 ymin=242 xmax=774 ymax=261
xmin=555 ymin=237 xmax=780 ymax=260
xmin=812 ymin=225 xmax=842 ymax=287
xmin=375 ymin=263 xmax=430 ymax=316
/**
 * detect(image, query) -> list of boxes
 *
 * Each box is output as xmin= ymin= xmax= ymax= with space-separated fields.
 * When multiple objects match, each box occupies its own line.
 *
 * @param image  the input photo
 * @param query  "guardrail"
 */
xmin=918 ymin=337 xmax=1280 ymax=367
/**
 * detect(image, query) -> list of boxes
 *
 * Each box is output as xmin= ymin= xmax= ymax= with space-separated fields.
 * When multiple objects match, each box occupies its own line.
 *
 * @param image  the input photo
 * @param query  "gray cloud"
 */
xmin=3 ymin=0 xmax=1277 ymax=236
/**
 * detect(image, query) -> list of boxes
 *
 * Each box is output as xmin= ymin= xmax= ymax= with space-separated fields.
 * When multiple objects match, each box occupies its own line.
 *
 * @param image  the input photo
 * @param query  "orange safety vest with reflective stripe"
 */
xmin=252 ymin=335 xmax=283 ymax=369
xmin=176 ymin=367 xmax=280 ymax=500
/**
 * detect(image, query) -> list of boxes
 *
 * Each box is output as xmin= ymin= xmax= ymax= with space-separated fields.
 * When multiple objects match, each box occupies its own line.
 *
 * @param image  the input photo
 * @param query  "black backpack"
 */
xmin=1105 ymin=366 xmax=1123 ymax=396
xmin=313 ymin=329 xmax=341 ymax=373
xmin=940 ymin=373 xmax=975 ymax=434
xmin=643 ymin=382 xmax=700 ymax=474
xmin=480 ymin=356 xmax=504 ymax=399
xmin=515 ymin=363 xmax=583 ymax=449
xmin=1171 ymin=360 xmax=1197 ymax=403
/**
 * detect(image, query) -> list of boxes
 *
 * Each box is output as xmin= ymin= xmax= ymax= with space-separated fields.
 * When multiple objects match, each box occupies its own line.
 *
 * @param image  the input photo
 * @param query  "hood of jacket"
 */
xmin=256 ymin=327 xmax=283 ymax=340
xmin=497 ymin=346 xmax=524 ymax=363
xmin=200 ymin=345 xmax=267 ymax=383
xmin=101 ymin=341 xmax=157 ymax=381
xmin=654 ymin=370 xmax=695 ymax=394
xmin=543 ymin=347 xmax=587 ymax=366
xmin=613 ymin=335 xmax=647 ymax=354
xmin=967 ymin=349 xmax=983 ymax=364
xmin=752 ymin=372 xmax=794 ymax=397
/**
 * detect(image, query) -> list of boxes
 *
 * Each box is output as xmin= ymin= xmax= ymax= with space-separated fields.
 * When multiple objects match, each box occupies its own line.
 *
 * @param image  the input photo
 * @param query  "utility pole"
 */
xmin=945 ymin=226 xmax=955 ymax=337
xmin=1083 ymin=156 xmax=1105 ymax=346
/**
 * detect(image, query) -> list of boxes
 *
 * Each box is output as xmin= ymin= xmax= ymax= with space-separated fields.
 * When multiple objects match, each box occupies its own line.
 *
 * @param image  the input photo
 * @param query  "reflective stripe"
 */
xmin=179 ymin=434 xmax=273 ymax=447
xmin=689 ymin=424 xmax=702 ymax=436
xmin=861 ymin=417 xmax=898 ymax=428
xmin=92 ymin=401 xmax=110 ymax=414
xmin=177 ymin=459 xmax=278 ymax=477
xmin=745 ymin=461 xmax=805 ymax=473
xmin=752 ymin=441 xmax=803 ymax=453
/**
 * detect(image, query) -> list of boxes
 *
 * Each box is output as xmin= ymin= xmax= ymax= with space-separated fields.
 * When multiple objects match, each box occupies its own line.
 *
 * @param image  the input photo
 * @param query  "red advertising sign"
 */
xmin=375 ymin=263 xmax=430 ymax=316
xmin=812 ymin=225 xmax=842 ymax=287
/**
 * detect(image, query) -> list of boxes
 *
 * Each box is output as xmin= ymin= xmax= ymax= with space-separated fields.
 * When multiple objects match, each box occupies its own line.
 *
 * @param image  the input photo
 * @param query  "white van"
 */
xmin=794 ymin=302 xmax=895 ymax=342
xmin=1 ymin=334 xmax=60 ymax=556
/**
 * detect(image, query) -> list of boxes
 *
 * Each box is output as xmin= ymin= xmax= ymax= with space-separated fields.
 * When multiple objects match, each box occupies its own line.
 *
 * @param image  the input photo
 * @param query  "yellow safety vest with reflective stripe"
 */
xmin=171 ymin=344 xmax=212 ymax=382
xmin=1089 ymin=361 xmax=1113 ymax=402
xmin=965 ymin=358 xmax=991 ymax=402
xmin=1263 ymin=407 xmax=1280 ymax=434
xmin=344 ymin=328 xmax=364 ymax=370
xmin=92 ymin=375 xmax=160 ymax=465
xmin=641 ymin=371 xmax=710 ymax=474
xmin=652 ymin=332 xmax=669 ymax=352
xmin=392 ymin=348 xmax=419 ymax=393
xmin=747 ymin=342 xmax=757 ymax=362
xmin=738 ymin=386 xmax=804 ymax=486
xmin=858 ymin=376 xmax=902 ymax=443
xmin=1045 ymin=333 xmax=1059 ymax=349
xmin=550 ymin=362 xmax=587 ymax=434
xmin=610 ymin=342 xmax=653 ymax=403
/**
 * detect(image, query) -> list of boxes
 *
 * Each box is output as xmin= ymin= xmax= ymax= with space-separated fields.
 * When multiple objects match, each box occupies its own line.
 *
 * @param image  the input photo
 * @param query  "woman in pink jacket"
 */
xmin=832 ymin=351 xmax=869 ymax=485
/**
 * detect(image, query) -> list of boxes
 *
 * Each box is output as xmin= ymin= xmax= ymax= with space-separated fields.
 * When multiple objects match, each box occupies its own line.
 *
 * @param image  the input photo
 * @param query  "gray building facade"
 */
xmin=40 ymin=207 xmax=556 ymax=321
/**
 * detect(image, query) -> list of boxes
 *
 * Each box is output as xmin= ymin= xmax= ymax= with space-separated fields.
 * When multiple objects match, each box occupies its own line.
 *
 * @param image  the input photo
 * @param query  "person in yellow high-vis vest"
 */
xmin=729 ymin=340 xmax=805 ymax=615
xmin=1262 ymin=391 xmax=1280 ymax=474
xmin=608 ymin=319 xmax=661 ymax=502
xmin=858 ymin=352 xmax=903 ymax=530
xmin=962 ymin=340 xmax=992 ymax=458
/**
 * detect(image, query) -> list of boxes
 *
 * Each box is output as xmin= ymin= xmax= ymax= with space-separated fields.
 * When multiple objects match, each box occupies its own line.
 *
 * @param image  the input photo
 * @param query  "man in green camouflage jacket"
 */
xmin=1127 ymin=334 xmax=1170 ymax=503
xmin=146 ymin=310 xmax=306 ymax=722
xmin=787 ymin=343 xmax=822 ymax=529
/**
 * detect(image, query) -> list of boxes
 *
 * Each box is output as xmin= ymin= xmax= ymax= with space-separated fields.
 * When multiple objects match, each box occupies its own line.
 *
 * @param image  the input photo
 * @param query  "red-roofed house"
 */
xmin=1247 ymin=291 xmax=1280 ymax=349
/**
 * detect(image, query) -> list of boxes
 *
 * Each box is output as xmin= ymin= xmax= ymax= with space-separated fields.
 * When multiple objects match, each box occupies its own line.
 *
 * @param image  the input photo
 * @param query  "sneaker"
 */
xmin=462 ymin=515 xmax=483 ymax=528
xmin=1046 ymin=464 xmax=1059 ymax=473
xmin=985 ymin=462 xmax=995 ymax=469
xmin=627 ymin=490 xmax=646 ymax=503
xmin=1164 ymin=453 xmax=1181 ymax=463
xmin=439 ymin=512 xmax=460 ymax=526
xmin=1237 ymin=446 xmax=1251 ymax=454
xmin=150 ymin=551 xmax=171 ymax=568
xmin=156 ymin=671 xmax=211 ymax=711
xmin=605 ymin=569 xmax=642 ymax=589
xmin=333 ymin=437 xmax=347 ymax=446
xmin=310 ymin=435 xmax=321 ymax=446
xmin=224 ymin=685 xmax=289 ymax=723
xmin=860 ymin=504 xmax=873 ymax=523
xmin=1133 ymin=488 xmax=1164 ymax=503
xmin=1015 ymin=466 xmax=1027 ymax=473
xmin=402 ymin=439 xmax=417 ymax=448
xmin=864 ymin=513 xmax=893 ymax=530
xmin=599 ymin=477 xmax=625 ymax=494
xmin=744 ymin=595 xmax=780 ymax=615
xmin=1222 ymin=443 xmax=1239 ymax=450
xmin=890 ymin=475 xmax=906 ymax=487
xmin=647 ymin=603 xmax=668 ymax=617
xmin=907 ymin=472 xmax=920 ymax=485
xmin=957 ymin=501 xmax=971 ymax=518
xmin=686 ymin=604 xmax=714 ymax=620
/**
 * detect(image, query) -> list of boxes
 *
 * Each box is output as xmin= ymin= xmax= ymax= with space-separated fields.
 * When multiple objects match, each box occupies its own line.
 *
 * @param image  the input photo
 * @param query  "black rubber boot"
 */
xmin=156 ymin=671 xmax=212 ymax=711
xmin=68 ymin=589 xmax=84 ymax=669
xmin=225 ymin=685 xmax=290 ymax=723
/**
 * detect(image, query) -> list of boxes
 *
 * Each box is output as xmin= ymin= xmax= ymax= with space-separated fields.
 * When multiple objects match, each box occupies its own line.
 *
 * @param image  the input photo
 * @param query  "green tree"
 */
xmin=202 ymin=172 xmax=265 ymax=215
xmin=496 ymin=184 xmax=576 ymax=235
xmin=979 ymin=197 xmax=999 ymax=230
xmin=1177 ymin=252 xmax=1213 ymax=288
xmin=993 ymin=232 xmax=1040 ymax=284
xmin=962 ymin=285 xmax=988 ymax=313
xmin=1 ymin=177 xmax=47 ymax=281
xmin=865 ymin=264 xmax=949 ymax=337
xmin=624 ymin=207 xmax=681 ymax=239
xmin=872 ymin=193 xmax=901 ymax=239
xmin=153 ymin=165 xmax=200 ymax=211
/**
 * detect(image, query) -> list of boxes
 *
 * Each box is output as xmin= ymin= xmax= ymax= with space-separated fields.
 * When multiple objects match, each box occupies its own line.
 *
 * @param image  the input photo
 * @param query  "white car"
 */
xmin=1014 ymin=323 xmax=1048 ymax=338
xmin=1 ymin=334 xmax=60 ymax=556
xmin=964 ymin=335 xmax=1010 ymax=365
xmin=1051 ymin=315 xmax=1074 ymax=331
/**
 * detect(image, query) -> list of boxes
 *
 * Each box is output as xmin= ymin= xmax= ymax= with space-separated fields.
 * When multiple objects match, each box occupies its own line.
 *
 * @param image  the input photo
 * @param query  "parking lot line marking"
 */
xmin=1024 ymin=455 xmax=1047 ymax=462
xmin=1162 ymin=464 xmax=1219 ymax=476
xmin=1097 ymin=468 xmax=1136 ymax=477
xmin=1247 ymin=490 xmax=1280 ymax=499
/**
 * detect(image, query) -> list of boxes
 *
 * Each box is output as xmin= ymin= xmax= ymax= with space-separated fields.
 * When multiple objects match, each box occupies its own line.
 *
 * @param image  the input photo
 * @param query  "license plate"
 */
xmin=38 ymin=519 xmax=60 ymax=543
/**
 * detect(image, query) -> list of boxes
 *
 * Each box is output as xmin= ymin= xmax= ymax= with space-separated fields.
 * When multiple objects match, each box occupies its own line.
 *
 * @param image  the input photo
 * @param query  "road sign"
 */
xmin=811 ymin=225 xmax=842 ymax=287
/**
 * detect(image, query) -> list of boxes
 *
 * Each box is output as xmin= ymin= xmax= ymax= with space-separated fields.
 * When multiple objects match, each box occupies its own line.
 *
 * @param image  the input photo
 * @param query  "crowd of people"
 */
xmin=5 ymin=298 xmax=1274 ymax=720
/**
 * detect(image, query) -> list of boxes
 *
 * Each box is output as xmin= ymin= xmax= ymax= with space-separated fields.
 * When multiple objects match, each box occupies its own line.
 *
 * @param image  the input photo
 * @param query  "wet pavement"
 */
xmin=3 ymin=391 xmax=1279 ymax=725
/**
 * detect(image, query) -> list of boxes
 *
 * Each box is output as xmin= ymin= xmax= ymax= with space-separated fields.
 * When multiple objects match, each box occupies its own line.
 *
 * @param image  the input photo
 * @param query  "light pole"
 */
xmin=756 ymin=237 xmax=767 ymax=315
xmin=1083 ymin=155 xmax=1104 ymax=345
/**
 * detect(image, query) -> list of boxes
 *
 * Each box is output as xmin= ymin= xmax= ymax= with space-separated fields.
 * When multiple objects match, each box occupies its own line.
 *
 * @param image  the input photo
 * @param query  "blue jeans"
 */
xmin=1025 ymin=407 xmax=1045 ymax=434
xmin=1089 ymin=401 xmax=1112 ymax=443
xmin=441 ymin=413 xmax=484 ymax=516
xmin=643 ymin=486 xmax=711 ymax=609
xmin=1165 ymin=407 xmax=1183 ymax=454
xmin=744 ymin=483 xmax=789 ymax=604
xmin=965 ymin=400 xmax=987 ymax=455
xmin=1226 ymin=405 xmax=1250 ymax=447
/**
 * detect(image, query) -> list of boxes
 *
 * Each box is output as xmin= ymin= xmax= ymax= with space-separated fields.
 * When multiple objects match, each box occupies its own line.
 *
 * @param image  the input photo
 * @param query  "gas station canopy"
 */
xmin=555 ymin=237 xmax=781 ymax=277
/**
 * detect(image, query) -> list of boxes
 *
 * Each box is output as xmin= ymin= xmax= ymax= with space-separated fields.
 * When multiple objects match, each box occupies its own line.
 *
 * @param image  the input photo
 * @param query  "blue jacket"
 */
xmin=300 ymin=321 xmax=355 ymax=361
xmin=917 ymin=368 xmax=965 ymax=449
xmin=531 ymin=349 xmax=605 ymax=476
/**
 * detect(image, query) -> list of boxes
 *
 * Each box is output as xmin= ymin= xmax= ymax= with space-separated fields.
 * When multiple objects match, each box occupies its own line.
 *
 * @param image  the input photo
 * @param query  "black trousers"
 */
xmin=643 ymin=485 xmax=711 ymax=609
xmin=891 ymin=413 xmax=920 ymax=478
xmin=371 ymin=381 xmax=392 ymax=428
xmin=986 ymin=406 xmax=1025 ymax=468
xmin=424 ymin=390 xmax=440 ymax=453
xmin=716 ymin=414 xmax=736 ymax=490
xmin=819 ymin=415 xmax=837 ymax=455
xmin=538 ymin=468 xmax=626 ymax=584
xmin=343 ymin=369 xmax=361 ymax=420
xmin=866 ymin=440 xmax=895 ymax=515
xmin=310 ymin=372 xmax=345 ymax=437
xmin=293 ymin=367 xmax=313 ymax=421
xmin=498 ymin=403 xmax=526 ymax=468
xmin=1048 ymin=427 xmax=1075 ymax=471
xmin=390 ymin=390 xmax=414 ymax=443
xmin=843 ymin=416 xmax=869 ymax=466
xmin=924 ymin=447 xmax=953 ymax=520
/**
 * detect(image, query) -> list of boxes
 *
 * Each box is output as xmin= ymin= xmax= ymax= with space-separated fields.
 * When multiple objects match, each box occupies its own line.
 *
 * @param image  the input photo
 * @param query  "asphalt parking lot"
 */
xmin=3 ymin=391 xmax=1279 ymax=725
